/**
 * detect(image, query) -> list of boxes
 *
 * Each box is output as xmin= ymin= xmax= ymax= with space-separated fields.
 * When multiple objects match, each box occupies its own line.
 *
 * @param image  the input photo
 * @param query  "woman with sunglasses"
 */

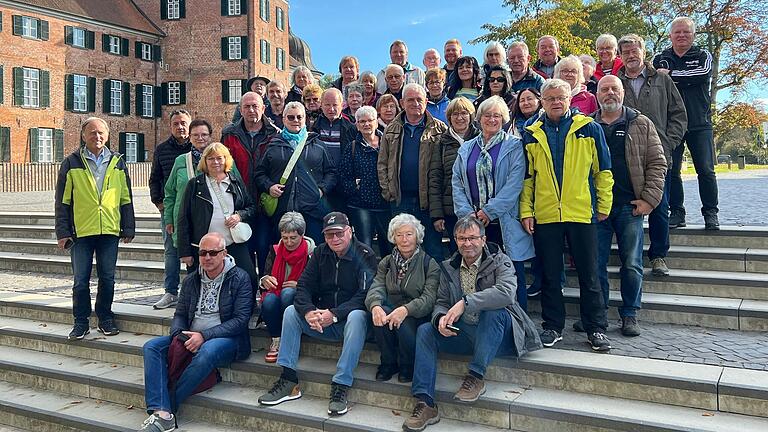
xmin=474 ymin=65 xmax=516 ymax=115
xmin=176 ymin=143 xmax=258 ymax=289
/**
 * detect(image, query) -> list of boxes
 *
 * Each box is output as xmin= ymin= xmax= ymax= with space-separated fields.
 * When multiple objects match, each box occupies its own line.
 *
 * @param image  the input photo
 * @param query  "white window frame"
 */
xmin=259 ymin=0 xmax=268 ymax=21
xmin=125 ymin=133 xmax=138 ymax=163
xmin=228 ymin=37 xmax=241 ymax=60
xmin=142 ymin=85 xmax=153 ymax=117
xmin=22 ymin=16 xmax=39 ymax=39
xmin=228 ymin=80 xmax=242 ymax=104
xmin=72 ymin=28 xmax=86 ymax=48
xmin=168 ymin=82 xmax=181 ymax=105
xmin=38 ymin=128 xmax=53 ymax=163
xmin=110 ymin=80 xmax=122 ymax=115
xmin=109 ymin=35 xmax=120 ymax=55
xmin=141 ymin=43 xmax=153 ymax=61
xmin=73 ymin=74 xmax=87 ymax=112
xmin=23 ymin=67 xmax=40 ymax=108
xmin=277 ymin=47 xmax=285 ymax=71
xmin=228 ymin=0 xmax=241 ymax=16
xmin=168 ymin=0 xmax=180 ymax=19
xmin=276 ymin=8 xmax=284 ymax=31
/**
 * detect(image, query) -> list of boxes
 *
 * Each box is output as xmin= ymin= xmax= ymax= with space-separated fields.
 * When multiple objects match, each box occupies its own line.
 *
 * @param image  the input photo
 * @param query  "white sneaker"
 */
xmin=153 ymin=293 xmax=178 ymax=310
xmin=248 ymin=314 xmax=261 ymax=330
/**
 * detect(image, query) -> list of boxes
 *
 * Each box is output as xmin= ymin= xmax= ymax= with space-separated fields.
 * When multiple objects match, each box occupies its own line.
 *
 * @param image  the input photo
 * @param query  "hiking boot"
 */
xmin=588 ymin=332 xmax=612 ymax=351
xmin=137 ymin=413 xmax=176 ymax=432
xmin=454 ymin=374 xmax=486 ymax=402
xmin=704 ymin=214 xmax=720 ymax=231
xmin=540 ymin=329 xmax=562 ymax=348
xmin=621 ymin=316 xmax=641 ymax=337
xmin=328 ymin=382 xmax=350 ymax=416
xmin=258 ymin=377 xmax=301 ymax=405
xmin=97 ymin=319 xmax=120 ymax=336
xmin=68 ymin=323 xmax=90 ymax=341
xmin=375 ymin=364 xmax=398 ymax=382
xmin=650 ymin=258 xmax=670 ymax=276
xmin=669 ymin=211 xmax=686 ymax=228
xmin=572 ymin=320 xmax=585 ymax=332
xmin=402 ymin=400 xmax=440 ymax=432
xmin=264 ymin=337 xmax=280 ymax=363
xmin=152 ymin=293 xmax=177 ymax=310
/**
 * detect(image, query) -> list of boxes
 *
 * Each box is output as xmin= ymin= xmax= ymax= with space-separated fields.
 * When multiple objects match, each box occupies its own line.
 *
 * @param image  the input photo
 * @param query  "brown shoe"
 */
xmin=265 ymin=337 xmax=280 ymax=363
xmin=453 ymin=374 xmax=486 ymax=402
xmin=402 ymin=401 xmax=439 ymax=432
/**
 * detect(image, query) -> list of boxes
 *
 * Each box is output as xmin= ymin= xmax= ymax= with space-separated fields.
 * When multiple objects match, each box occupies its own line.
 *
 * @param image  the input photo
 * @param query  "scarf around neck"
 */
xmin=476 ymin=130 xmax=505 ymax=208
xmin=281 ymin=126 xmax=308 ymax=149
xmin=449 ymin=127 xmax=466 ymax=145
xmin=270 ymin=239 xmax=309 ymax=296
xmin=392 ymin=247 xmax=420 ymax=282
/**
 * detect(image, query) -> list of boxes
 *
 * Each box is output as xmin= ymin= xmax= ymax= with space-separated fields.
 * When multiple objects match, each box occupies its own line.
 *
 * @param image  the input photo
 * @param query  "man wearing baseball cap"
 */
xmin=232 ymin=76 xmax=271 ymax=122
xmin=258 ymin=212 xmax=378 ymax=416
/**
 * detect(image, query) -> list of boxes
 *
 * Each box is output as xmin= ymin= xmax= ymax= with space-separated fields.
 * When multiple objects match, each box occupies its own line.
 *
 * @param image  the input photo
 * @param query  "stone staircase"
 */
xmin=0 ymin=211 xmax=766 ymax=431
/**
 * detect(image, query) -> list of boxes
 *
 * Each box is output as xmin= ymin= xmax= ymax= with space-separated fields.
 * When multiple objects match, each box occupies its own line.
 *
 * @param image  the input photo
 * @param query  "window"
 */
xmin=141 ymin=43 xmax=152 ymax=61
xmin=12 ymin=15 xmax=48 ymax=40
xmin=228 ymin=80 xmax=242 ymax=103
xmin=142 ymin=85 xmax=153 ymax=117
xmin=22 ymin=16 xmax=38 ymax=38
xmin=259 ymin=0 xmax=270 ymax=21
xmin=276 ymin=47 xmax=285 ymax=71
xmin=73 ymin=74 xmax=87 ymax=112
xmin=109 ymin=36 xmax=120 ymax=54
xmin=168 ymin=0 xmax=181 ymax=19
xmin=65 ymin=27 xmax=94 ymax=49
xmin=168 ymin=82 xmax=181 ymax=105
xmin=260 ymin=39 xmax=271 ymax=64
xmin=37 ymin=128 xmax=53 ymax=163
xmin=229 ymin=37 xmax=241 ymax=60
xmin=72 ymin=28 xmax=85 ymax=48
xmin=0 ymin=127 xmax=10 ymax=162
xmin=110 ymin=80 xmax=122 ymax=115
xmin=23 ymin=67 xmax=40 ymax=108
xmin=276 ymin=7 xmax=284 ymax=31
xmin=125 ymin=133 xmax=138 ymax=163
xmin=228 ymin=0 xmax=241 ymax=15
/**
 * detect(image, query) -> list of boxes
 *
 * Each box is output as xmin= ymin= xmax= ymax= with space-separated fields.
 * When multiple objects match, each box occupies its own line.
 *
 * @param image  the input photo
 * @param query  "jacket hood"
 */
xmin=200 ymin=254 xmax=237 ymax=282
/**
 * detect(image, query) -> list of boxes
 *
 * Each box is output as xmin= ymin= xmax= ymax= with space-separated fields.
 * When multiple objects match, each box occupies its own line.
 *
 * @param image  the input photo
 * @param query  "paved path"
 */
xmin=1 ymin=269 xmax=766 ymax=371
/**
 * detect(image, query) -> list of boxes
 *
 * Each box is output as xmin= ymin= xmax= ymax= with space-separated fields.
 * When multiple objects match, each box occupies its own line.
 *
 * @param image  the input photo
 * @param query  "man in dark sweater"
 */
xmin=149 ymin=109 xmax=192 ymax=309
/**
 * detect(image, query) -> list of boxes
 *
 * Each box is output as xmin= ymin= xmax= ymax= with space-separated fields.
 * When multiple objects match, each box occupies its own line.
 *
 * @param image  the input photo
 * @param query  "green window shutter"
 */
xmin=102 ymin=34 xmax=109 ymax=52
xmin=241 ymin=37 xmax=248 ymax=59
xmin=266 ymin=0 xmax=271 ymax=21
xmin=54 ymin=129 xmax=64 ymax=162
xmin=241 ymin=79 xmax=248 ymax=95
xmin=221 ymin=0 xmax=228 ymax=16
xmin=180 ymin=0 xmax=186 ymax=18
xmin=138 ymin=134 xmax=145 ymax=162
xmin=12 ymin=16 xmax=22 ymax=36
xmin=0 ymin=65 xmax=3 ymax=104
xmin=160 ymin=83 xmax=169 ymax=105
xmin=135 ymin=84 xmax=143 ymax=116
xmin=221 ymin=80 xmax=228 ymax=103
xmin=153 ymin=45 xmax=162 ymax=62
xmin=86 ymin=30 xmax=95 ymax=49
xmin=155 ymin=86 xmax=163 ymax=116
xmin=267 ymin=42 xmax=271 ymax=64
xmin=119 ymin=132 xmax=127 ymax=155
xmin=0 ymin=127 xmax=10 ymax=162
xmin=179 ymin=82 xmax=186 ymax=104
xmin=221 ymin=37 xmax=229 ymax=60
xmin=13 ymin=67 xmax=23 ymax=106
xmin=102 ymin=80 xmax=110 ymax=113
xmin=121 ymin=38 xmax=129 ymax=56
xmin=87 ymin=77 xmax=96 ymax=112
xmin=29 ymin=128 xmax=39 ymax=162
xmin=240 ymin=0 xmax=247 ymax=13
xmin=161 ymin=0 xmax=168 ymax=20
xmin=39 ymin=19 xmax=49 ymax=40
xmin=40 ymin=70 xmax=50 ymax=108
xmin=65 ymin=74 xmax=74 ymax=111
xmin=65 ymin=26 xmax=73 ymax=46
xmin=122 ymin=82 xmax=130 ymax=115
xmin=135 ymin=41 xmax=141 ymax=59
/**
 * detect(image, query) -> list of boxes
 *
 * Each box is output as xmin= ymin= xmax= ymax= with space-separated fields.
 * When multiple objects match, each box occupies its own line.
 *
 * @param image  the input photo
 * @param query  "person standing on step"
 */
xmin=403 ymin=215 xmax=541 ymax=432
xmin=138 ymin=232 xmax=253 ymax=432
xmin=149 ymin=109 xmax=192 ymax=310
xmin=593 ymin=75 xmax=667 ymax=337
xmin=258 ymin=212 xmax=377 ymax=417
xmin=55 ymin=117 xmax=135 ymax=341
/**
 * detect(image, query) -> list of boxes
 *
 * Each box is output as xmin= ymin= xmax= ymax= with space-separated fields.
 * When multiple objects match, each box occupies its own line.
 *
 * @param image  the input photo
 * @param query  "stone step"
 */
xmin=1 ymin=345 xmax=767 ymax=432
xmin=663 ymin=225 xmax=768 ymax=249
xmin=0 ymin=224 xmax=163 ymax=244
xmin=0 ymin=238 xmax=166 ymax=262
xmin=0 ymin=252 xmax=165 ymax=283
xmin=1 ymin=304 xmax=766 ymax=419
xmin=0 ymin=211 xmax=161 ymax=230
xmin=603 ymin=244 xmax=768 ymax=274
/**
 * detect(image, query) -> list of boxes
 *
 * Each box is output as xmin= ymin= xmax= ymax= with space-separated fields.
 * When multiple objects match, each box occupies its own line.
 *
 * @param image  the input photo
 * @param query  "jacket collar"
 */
xmin=448 ymin=242 xmax=502 ymax=269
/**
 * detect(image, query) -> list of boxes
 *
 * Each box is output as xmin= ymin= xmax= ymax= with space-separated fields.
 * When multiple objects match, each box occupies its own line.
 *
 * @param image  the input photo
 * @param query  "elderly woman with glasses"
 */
xmin=302 ymin=84 xmax=323 ymax=130
xmin=428 ymin=97 xmax=479 ymax=254
xmin=365 ymin=213 xmax=439 ymax=383
xmin=332 ymin=56 xmax=360 ymax=93
xmin=593 ymin=34 xmax=623 ymax=81
xmin=554 ymin=55 xmax=598 ymax=115
xmin=286 ymin=66 xmax=315 ymax=104
xmin=259 ymin=211 xmax=316 ymax=363
xmin=425 ymin=68 xmax=449 ymax=123
xmin=360 ymin=71 xmax=381 ymax=107
xmin=446 ymin=56 xmax=481 ymax=101
xmin=176 ymin=143 xmax=257 ymax=286
xmin=342 ymin=83 xmax=365 ymax=121
xmin=376 ymin=93 xmax=400 ymax=132
xmin=451 ymin=96 xmax=535 ymax=309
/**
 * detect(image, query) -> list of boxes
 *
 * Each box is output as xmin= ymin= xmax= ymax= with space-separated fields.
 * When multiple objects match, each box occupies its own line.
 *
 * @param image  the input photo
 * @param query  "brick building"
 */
xmin=0 ymin=0 xmax=290 ymax=164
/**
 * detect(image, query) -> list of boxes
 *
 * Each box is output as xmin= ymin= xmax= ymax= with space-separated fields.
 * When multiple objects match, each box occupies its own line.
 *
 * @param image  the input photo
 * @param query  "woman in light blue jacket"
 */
xmin=451 ymin=96 xmax=534 ymax=309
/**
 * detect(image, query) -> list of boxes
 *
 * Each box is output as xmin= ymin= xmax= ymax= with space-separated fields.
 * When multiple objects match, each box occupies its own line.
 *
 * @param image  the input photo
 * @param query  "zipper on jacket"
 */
xmin=334 ymin=258 xmax=340 ymax=307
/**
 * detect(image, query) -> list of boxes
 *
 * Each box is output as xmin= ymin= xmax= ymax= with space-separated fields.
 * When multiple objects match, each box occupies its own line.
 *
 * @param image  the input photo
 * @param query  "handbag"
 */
xmin=207 ymin=176 xmax=253 ymax=244
xmin=260 ymin=136 xmax=308 ymax=217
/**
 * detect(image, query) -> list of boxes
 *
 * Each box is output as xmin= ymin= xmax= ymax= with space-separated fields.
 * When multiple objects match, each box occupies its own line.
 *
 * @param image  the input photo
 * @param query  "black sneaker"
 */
xmin=704 ymin=214 xmax=720 ymax=231
xmin=527 ymin=284 xmax=542 ymax=297
xmin=68 ymin=323 xmax=90 ymax=341
xmin=540 ymin=329 xmax=562 ymax=347
xmin=572 ymin=320 xmax=585 ymax=332
xmin=375 ymin=364 xmax=398 ymax=382
xmin=669 ymin=211 xmax=686 ymax=228
xmin=621 ymin=316 xmax=641 ymax=337
xmin=258 ymin=377 xmax=301 ymax=405
xmin=588 ymin=332 xmax=612 ymax=351
xmin=328 ymin=382 xmax=349 ymax=416
xmin=97 ymin=319 xmax=120 ymax=336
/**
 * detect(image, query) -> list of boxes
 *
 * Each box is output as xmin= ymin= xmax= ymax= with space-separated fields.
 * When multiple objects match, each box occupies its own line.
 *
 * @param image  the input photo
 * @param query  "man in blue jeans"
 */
xmin=594 ymin=76 xmax=667 ymax=337
xmin=139 ymin=232 xmax=254 ymax=431
xmin=258 ymin=212 xmax=377 ymax=416
xmin=404 ymin=215 xmax=541 ymax=432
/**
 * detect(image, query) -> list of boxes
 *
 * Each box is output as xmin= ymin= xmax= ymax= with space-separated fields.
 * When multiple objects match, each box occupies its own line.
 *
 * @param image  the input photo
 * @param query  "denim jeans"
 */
xmin=393 ymin=196 xmax=443 ymax=260
xmin=648 ymin=171 xmax=671 ymax=260
xmin=597 ymin=204 xmax=644 ymax=318
xmin=370 ymin=304 xmax=428 ymax=374
xmin=70 ymin=234 xmax=119 ymax=325
xmin=277 ymin=305 xmax=368 ymax=387
xmin=261 ymin=288 xmax=296 ymax=337
xmin=347 ymin=205 xmax=392 ymax=257
xmin=669 ymin=129 xmax=719 ymax=216
xmin=143 ymin=335 xmax=237 ymax=413
xmin=411 ymin=309 xmax=514 ymax=400
xmin=161 ymin=219 xmax=180 ymax=295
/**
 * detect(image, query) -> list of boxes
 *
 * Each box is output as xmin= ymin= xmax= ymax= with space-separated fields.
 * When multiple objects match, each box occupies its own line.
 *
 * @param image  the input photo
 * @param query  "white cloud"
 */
xmin=410 ymin=19 xmax=425 ymax=25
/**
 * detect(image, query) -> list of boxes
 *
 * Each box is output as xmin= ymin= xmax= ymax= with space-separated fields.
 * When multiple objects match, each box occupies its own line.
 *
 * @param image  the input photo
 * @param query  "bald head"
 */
xmin=597 ymin=75 xmax=624 ymax=113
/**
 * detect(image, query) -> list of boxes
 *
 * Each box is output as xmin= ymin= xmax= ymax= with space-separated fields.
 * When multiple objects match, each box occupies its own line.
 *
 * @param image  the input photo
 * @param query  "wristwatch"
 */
xmin=332 ymin=314 xmax=338 ymax=324
xmin=462 ymin=295 xmax=469 ymax=306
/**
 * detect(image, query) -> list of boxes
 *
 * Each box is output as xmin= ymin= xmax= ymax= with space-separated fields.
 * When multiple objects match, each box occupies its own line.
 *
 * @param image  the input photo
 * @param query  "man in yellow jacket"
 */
xmin=520 ymin=79 xmax=614 ymax=352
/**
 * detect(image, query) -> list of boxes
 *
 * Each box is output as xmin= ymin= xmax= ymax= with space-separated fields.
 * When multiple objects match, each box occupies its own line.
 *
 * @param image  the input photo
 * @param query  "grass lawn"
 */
xmin=681 ymin=164 xmax=768 ymax=175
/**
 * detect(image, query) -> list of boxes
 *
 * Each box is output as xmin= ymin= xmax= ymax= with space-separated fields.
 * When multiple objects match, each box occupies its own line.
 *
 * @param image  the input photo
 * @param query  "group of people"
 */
xmin=52 ymin=15 xmax=720 ymax=432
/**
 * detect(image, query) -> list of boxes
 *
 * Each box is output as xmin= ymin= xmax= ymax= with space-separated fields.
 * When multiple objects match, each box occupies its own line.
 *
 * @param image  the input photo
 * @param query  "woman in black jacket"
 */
xmin=177 ymin=143 xmax=258 ymax=287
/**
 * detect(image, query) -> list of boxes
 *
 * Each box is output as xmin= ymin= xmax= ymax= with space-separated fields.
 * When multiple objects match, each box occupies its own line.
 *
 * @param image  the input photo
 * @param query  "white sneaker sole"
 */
xmin=542 ymin=336 xmax=562 ymax=347
xmin=258 ymin=391 xmax=302 ymax=406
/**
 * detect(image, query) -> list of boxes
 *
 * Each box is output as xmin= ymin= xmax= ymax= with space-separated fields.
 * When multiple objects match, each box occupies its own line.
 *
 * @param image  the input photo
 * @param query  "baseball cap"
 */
xmin=322 ymin=212 xmax=350 ymax=232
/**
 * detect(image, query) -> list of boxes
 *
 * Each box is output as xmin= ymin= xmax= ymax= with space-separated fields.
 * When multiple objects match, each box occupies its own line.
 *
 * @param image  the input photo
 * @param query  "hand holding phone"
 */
xmin=446 ymin=324 xmax=460 ymax=333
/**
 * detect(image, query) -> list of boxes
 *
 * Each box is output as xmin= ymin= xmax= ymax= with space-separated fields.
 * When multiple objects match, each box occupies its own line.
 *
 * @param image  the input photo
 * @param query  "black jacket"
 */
xmin=293 ymin=238 xmax=378 ymax=320
xmin=285 ymin=85 xmax=303 ymax=104
xmin=221 ymin=117 xmax=280 ymax=196
xmin=149 ymin=136 xmax=191 ymax=204
xmin=653 ymin=46 xmax=712 ymax=131
xmin=428 ymin=123 xmax=480 ymax=219
xmin=171 ymin=265 xmax=254 ymax=361
xmin=254 ymin=133 xmax=336 ymax=220
xmin=339 ymin=131 xmax=389 ymax=210
xmin=176 ymin=173 xmax=257 ymax=258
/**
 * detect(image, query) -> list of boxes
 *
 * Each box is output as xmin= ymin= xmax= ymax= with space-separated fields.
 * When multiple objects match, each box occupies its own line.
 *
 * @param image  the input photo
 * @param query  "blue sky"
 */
xmin=288 ymin=0 xmax=767 ymax=108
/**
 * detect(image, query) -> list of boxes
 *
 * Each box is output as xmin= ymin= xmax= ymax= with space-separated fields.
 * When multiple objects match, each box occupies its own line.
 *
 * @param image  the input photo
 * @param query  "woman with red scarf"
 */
xmin=259 ymin=212 xmax=316 ymax=362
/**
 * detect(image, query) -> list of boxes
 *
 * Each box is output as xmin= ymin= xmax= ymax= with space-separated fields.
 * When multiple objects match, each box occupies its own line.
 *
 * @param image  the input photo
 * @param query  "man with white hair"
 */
xmin=532 ymin=35 xmax=561 ymax=78
xmin=653 ymin=16 xmax=720 ymax=230
xmin=507 ymin=41 xmax=544 ymax=92
xmin=423 ymin=48 xmax=441 ymax=70
xmin=376 ymin=40 xmax=426 ymax=94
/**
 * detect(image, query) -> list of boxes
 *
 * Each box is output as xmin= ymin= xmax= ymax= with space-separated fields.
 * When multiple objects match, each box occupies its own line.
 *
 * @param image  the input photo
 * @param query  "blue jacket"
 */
xmin=452 ymin=132 xmax=535 ymax=262
xmin=339 ymin=131 xmax=389 ymax=210
xmin=426 ymin=94 xmax=450 ymax=124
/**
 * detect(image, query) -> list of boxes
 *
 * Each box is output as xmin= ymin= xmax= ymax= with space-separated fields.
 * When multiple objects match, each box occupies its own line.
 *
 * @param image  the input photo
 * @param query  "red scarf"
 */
xmin=270 ymin=239 xmax=309 ymax=296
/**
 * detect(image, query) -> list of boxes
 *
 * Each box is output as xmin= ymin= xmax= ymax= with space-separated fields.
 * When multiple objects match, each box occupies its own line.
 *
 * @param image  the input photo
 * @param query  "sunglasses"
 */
xmin=198 ymin=248 xmax=225 ymax=257
xmin=323 ymin=229 xmax=346 ymax=240
xmin=285 ymin=114 xmax=304 ymax=121
xmin=488 ymin=77 xmax=507 ymax=83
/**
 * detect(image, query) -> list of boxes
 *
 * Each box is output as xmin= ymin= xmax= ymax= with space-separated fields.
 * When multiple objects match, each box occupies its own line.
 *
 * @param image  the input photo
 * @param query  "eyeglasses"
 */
xmin=455 ymin=235 xmax=483 ymax=244
xmin=559 ymin=69 xmax=579 ymax=76
xmin=285 ymin=114 xmax=304 ymax=121
xmin=323 ymin=229 xmax=347 ymax=240
xmin=426 ymin=81 xmax=443 ymax=86
xmin=542 ymin=96 xmax=570 ymax=102
xmin=304 ymin=97 xmax=320 ymax=103
xmin=451 ymin=111 xmax=470 ymax=118
xmin=191 ymin=133 xmax=210 ymax=139
xmin=482 ymin=113 xmax=504 ymax=120
xmin=198 ymin=248 xmax=225 ymax=257
xmin=488 ymin=76 xmax=507 ymax=83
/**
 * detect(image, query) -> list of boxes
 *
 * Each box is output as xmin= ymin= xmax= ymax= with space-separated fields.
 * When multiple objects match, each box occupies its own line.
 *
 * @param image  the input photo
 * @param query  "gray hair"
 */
xmin=291 ymin=66 xmax=315 ymax=86
xmin=554 ymin=55 xmax=585 ymax=85
xmin=595 ymin=34 xmax=618 ymax=50
xmin=507 ymin=41 xmax=529 ymax=57
xmin=617 ymin=34 xmax=646 ymax=55
xmin=81 ymin=117 xmax=109 ymax=135
xmin=454 ymin=214 xmax=485 ymax=237
xmin=541 ymin=78 xmax=572 ymax=95
xmin=344 ymin=83 xmax=365 ymax=100
xmin=283 ymin=101 xmax=306 ymax=115
xmin=476 ymin=95 xmax=510 ymax=124
xmin=278 ymin=211 xmax=306 ymax=236
xmin=355 ymin=105 xmax=377 ymax=122
xmin=537 ymin=35 xmax=560 ymax=51
xmin=201 ymin=232 xmax=227 ymax=250
xmin=360 ymin=70 xmax=377 ymax=85
xmin=578 ymin=54 xmax=596 ymax=68
xmin=402 ymin=82 xmax=426 ymax=99
xmin=484 ymin=41 xmax=507 ymax=63
xmin=424 ymin=48 xmax=440 ymax=58
xmin=387 ymin=213 xmax=425 ymax=245
xmin=670 ymin=16 xmax=696 ymax=33
xmin=385 ymin=63 xmax=405 ymax=76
